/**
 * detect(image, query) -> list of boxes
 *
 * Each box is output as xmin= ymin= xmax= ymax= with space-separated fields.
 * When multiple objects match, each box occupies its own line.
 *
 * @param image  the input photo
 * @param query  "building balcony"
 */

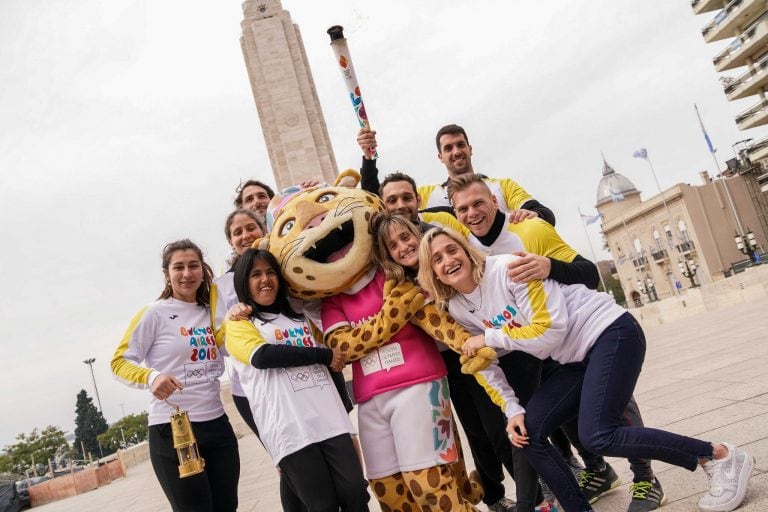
xmin=703 ymin=0 xmax=765 ymax=43
xmin=676 ymin=240 xmax=696 ymax=254
xmin=736 ymin=99 xmax=768 ymax=129
xmin=692 ymin=0 xmax=727 ymax=15
xmin=747 ymin=135 xmax=768 ymax=163
xmin=724 ymin=55 xmax=768 ymax=100
xmin=651 ymin=249 xmax=669 ymax=263
xmin=714 ymin=14 xmax=768 ymax=71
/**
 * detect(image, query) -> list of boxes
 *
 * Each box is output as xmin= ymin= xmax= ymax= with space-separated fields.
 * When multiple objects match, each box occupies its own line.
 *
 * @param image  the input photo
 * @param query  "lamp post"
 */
xmin=735 ymin=229 xmax=759 ymax=263
xmin=82 ymin=358 xmax=104 ymax=415
xmin=636 ymin=278 xmax=647 ymax=305
xmin=678 ymin=258 xmax=699 ymax=287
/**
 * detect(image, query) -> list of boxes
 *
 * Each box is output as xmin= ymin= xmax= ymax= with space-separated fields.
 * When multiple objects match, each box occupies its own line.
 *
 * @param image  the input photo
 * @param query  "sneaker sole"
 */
xmin=588 ymin=478 xmax=623 ymax=504
xmin=698 ymin=454 xmax=755 ymax=512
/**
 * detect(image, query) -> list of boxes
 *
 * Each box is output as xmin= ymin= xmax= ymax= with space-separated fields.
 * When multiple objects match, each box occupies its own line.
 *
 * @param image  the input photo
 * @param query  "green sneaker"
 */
xmin=628 ymin=478 xmax=666 ymax=512
xmin=578 ymin=464 xmax=621 ymax=504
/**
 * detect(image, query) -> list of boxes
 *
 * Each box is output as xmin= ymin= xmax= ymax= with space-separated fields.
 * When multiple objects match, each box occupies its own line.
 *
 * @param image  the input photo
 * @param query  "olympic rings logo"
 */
xmin=290 ymin=372 xmax=310 ymax=382
xmin=187 ymin=369 xmax=205 ymax=378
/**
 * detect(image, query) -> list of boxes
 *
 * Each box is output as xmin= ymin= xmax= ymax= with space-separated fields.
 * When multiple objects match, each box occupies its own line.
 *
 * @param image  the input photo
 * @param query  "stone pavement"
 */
xmin=35 ymin=297 xmax=768 ymax=511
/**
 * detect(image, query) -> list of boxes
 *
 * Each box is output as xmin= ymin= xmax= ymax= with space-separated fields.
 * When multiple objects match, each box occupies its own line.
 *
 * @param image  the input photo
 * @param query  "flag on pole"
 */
xmin=581 ymin=212 xmax=604 ymax=225
xmin=694 ymin=104 xmax=717 ymax=154
xmin=632 ymin=148 xmax=648 ymax=160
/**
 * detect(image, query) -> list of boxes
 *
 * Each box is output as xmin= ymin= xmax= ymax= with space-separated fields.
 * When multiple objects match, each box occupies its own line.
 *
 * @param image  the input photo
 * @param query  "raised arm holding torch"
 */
xmin=327 ymin=25 xmax=377 ymax=159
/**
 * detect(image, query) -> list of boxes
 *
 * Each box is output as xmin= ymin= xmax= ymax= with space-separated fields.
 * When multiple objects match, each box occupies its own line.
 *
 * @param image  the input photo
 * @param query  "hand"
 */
xmin=329 ymin=348 xmax=347 ymax=372
xmin=298 ymin=179 xmax=321 ymax=188
xmin=507 ymin=414 xmax=529 ymax=448
xmin=151 ymin=373 xmax=183 ymax=400
xmin=357 ymin=127 xmax=378 ymax=159
xmin=508 ymin=209 xmax=538 ymax=224
xmin=225 ymin=303 xmax=252 ymax=322
xmin=507 ymin=251 xmax=551 ymax=283
xmin=462 ymin=334 xmax=487 ymax=356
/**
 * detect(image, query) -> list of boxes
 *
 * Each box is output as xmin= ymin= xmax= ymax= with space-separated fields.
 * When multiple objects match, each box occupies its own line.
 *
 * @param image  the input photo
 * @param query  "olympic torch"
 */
xmin=327 ymin=25 xmax=377 ymax=159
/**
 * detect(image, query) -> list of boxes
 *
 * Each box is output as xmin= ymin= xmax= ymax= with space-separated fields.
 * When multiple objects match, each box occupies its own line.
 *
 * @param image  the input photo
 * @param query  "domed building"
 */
xmin=595 ymin=156 xmax=766 ymax=308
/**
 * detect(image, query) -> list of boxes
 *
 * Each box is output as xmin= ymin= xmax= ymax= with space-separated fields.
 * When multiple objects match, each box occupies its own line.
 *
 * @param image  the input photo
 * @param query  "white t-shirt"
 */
xmin=449 ymin=254 xmax=626 ymax=365
xmin=112 ymin=298 xmax=225 ymax=425
xmin=228 ymin=314 xmax=354 ymax=465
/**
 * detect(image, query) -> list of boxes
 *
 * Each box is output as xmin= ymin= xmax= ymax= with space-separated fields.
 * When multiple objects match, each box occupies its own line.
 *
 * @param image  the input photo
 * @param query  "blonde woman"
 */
xmin=418 ymin=227 xmax=754 ymax=512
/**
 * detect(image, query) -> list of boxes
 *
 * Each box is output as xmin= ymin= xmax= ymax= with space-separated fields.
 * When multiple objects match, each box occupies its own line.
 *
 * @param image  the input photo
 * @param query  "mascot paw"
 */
xmin=459 ymin=347 xmax=496 ymax=373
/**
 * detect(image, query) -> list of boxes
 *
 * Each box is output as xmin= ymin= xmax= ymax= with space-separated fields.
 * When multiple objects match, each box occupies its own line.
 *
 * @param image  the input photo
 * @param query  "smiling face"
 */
xmin=228 ymin=213 xmax=264 ymax=255
xmin=381 ymin=180 xmax=420 ymax=222
xmin=451 ymin=182 xmax=499 ymax=237
xmin=268 ymin=185 xmax=385 ymax=298
xmin=241 ymin=184 xmax=272 ymax=215
xmin=166 ymin=249 xmax=203 ymax=303
xmin=247 ymin=258 xmax=279 ymax=307
xmin=386 ymin=224 xmax=420 ymax=270
xmin=429 ymin=234 xmax=476 ymax=293
xmin=438 ymin=133 xmax=474 ymax=178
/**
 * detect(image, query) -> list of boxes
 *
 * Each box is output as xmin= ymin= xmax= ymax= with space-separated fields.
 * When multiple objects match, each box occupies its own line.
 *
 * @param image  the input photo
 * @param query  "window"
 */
xmin=678 ymin=220 xmax=690 ymax=243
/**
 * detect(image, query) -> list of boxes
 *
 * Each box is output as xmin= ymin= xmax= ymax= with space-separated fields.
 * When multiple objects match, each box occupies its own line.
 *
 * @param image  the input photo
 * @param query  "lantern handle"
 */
xmin=165 ymin=390 xmax=182 ymax=411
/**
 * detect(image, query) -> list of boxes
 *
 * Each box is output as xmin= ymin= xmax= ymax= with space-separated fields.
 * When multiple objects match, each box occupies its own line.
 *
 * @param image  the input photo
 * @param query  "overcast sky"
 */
xmin=1 ymin=0 xmax=764 ymax=447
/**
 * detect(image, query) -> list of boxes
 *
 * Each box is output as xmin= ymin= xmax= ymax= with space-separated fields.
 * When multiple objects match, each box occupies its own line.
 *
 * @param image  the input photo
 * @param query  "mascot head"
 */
xmin=261 ymin=171 xmax=385 ymax=299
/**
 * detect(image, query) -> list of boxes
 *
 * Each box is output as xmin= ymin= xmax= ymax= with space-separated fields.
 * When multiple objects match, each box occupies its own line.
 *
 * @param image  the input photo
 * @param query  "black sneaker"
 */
xmin=627 ymin=478 xmax=666 ymax=512
xmin=488 ymin=497 xmax=517 ymax=512
xmin=578 ymin=464 xmax=621 ymax=503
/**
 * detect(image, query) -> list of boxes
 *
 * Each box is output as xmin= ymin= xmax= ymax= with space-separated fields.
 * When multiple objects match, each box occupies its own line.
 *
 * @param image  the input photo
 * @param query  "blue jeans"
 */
xmin=522 ymin=313 xmax=713 ymax=512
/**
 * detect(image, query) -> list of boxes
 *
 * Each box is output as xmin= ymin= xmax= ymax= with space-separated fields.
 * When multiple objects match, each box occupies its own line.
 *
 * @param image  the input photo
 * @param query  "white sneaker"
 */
xmin=698 ymin=443 xmax=754 ymax=512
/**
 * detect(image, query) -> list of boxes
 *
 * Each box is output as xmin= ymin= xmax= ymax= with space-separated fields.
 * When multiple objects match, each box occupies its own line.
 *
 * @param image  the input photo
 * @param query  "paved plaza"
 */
xmin=35 ymin=297 xmax=768 ymax=511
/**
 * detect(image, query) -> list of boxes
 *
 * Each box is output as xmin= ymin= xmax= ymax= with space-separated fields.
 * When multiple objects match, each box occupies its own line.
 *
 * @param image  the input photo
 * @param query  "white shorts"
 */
xmin=358 ymin=377 xmax=456 ymax=479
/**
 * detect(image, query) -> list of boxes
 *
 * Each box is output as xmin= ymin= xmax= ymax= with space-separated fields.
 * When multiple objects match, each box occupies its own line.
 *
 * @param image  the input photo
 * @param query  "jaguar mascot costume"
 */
xmin=259 ymin=171 xmax=496 ymax=512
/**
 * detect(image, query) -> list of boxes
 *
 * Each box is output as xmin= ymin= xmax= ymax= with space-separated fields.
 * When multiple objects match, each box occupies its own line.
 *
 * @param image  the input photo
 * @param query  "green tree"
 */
xmin=0 ymin=425 xmax=68 ymax=474
xmin=97 ymin=412 xmax=149 ymax=452
xmin=73 ymin=390 xmax=109 ymax=459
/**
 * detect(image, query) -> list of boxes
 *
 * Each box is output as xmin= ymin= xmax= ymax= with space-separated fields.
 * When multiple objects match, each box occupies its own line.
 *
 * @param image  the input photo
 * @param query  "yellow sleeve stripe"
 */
xmin=420 ymin=211 xmax=471 ymax=238
xmin=417 ymin=184 xmax=438 ymax=207
xmin=111 ymin=306 xmax=153 ymax=388
xmin=224 ymin=320 xmax=268 ymax=365
xmin=210 ymin=283 xmax=220 ymax=345
xmin=492 ymin=177 xmax=532 ymax=210
xmin=501 ymin=280 xmax=553 ymax=341
xmin=473 ymin=372 xmax=506 ymax=410
xmin=509 ymin=220 xmax=578 ymax=263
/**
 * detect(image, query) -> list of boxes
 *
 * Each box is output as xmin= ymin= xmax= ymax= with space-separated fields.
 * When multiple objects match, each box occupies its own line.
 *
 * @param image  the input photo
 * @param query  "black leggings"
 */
xmin=149 ymin=414 xmax=240 ymax=512
xmin=278 ymin=434 xmax=369 ymax=512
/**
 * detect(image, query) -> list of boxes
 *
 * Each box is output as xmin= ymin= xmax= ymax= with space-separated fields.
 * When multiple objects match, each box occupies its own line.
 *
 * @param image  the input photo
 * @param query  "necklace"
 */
xmin=461 ymin=284 xmax=483 ymax=314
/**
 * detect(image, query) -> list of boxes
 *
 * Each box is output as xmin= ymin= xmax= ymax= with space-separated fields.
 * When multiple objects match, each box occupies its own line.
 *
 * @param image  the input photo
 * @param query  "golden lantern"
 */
xmin=166 ymin=400 xmax=205 ymax=478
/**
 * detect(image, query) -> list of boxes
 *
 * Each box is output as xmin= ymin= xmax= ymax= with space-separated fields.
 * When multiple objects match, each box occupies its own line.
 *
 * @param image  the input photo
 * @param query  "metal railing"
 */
xmin=702 ymin=0 xmax=744 ymax=36
xmin=676 ymin=241 xmax=696 ymax=253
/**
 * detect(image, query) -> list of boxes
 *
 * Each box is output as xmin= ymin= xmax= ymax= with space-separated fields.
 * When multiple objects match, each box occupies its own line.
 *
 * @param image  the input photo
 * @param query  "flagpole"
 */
xmin=642 ymin=153 xmax=676 ymax=242
xmin=578 ymin=208 xmax=609 ymax=293
xmin=695 ymin=104 xmax=745 ymax=236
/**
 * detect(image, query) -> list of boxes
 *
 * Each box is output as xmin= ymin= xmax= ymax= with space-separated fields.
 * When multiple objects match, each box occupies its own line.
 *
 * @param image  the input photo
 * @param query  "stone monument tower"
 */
xmin=240 ymin=0 xmax=338 ymax=189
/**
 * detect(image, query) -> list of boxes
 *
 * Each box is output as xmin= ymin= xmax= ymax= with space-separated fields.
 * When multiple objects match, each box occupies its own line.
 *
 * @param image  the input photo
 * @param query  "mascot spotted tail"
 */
xmin=260 ymin=171 xmax=491 ymax=512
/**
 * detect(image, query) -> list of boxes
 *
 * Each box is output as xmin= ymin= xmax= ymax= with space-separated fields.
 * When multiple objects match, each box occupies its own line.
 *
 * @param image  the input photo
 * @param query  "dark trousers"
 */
xmin=278 ymin=434 xmax=369 ymax=512
xmin=523 ymin=313 xmax=713 ymax=511
xmin=542 ymin=359 xmax=655 ymax=482
xmin=149 ymin=414 xmax=240 ymax=512
xmin=442 ymin=350 xmax=515 ymax=506
xmin=496 ymin=350 xmax=543 ymax=512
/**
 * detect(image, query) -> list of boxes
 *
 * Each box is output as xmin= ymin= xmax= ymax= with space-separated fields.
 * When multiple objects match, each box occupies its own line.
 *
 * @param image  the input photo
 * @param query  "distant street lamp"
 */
xmin=83 ymin=358 xmax=104 ymax=416
xmin=678 ymin=258 xmax=699 ymax=287
xmin=644 ymin=276 xmax=659 ymax=302
xmin=734 ymin=229 xmax=758 ymax=262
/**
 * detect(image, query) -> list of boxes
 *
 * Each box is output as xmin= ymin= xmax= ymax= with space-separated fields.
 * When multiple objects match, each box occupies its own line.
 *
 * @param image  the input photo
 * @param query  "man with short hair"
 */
xmin=448 ymin=174 xmax=665 ymax=512
xmin=358 ymin=124 xmax=554 ymax=225
xmin=234 ymin=179 xmax=275 ymax=219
